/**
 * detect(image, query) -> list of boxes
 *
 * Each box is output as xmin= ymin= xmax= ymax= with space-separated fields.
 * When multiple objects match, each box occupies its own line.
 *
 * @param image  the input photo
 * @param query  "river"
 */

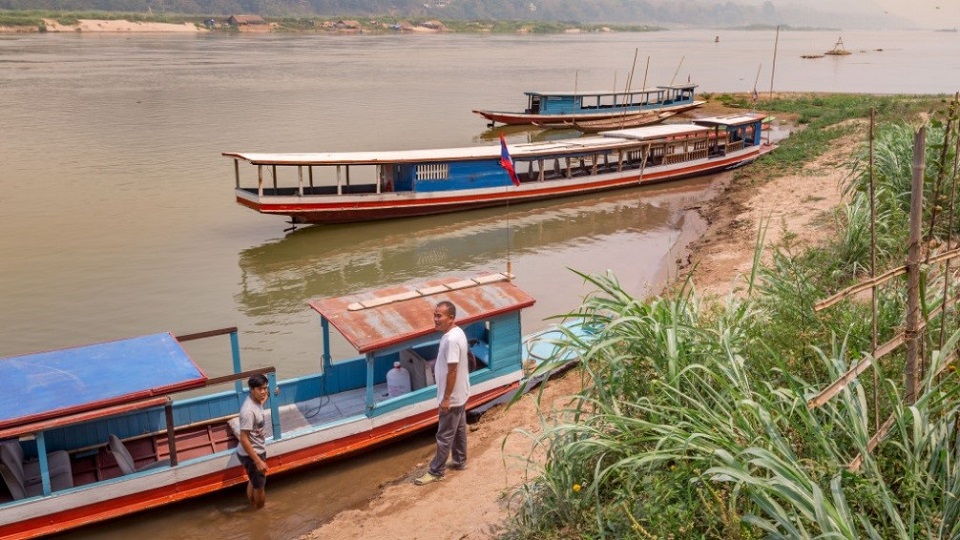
xmin=1 ymin=28 xmax=957 ymax=539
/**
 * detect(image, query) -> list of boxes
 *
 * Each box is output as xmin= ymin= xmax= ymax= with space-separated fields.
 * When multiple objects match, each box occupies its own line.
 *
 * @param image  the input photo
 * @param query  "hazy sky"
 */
xmin=872 ymin=0 xmax=960 ymax=28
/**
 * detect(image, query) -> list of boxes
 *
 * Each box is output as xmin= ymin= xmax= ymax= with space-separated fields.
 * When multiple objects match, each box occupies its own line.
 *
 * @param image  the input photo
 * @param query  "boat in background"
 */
xmin=824 ymin=37 xmax=852 ymax=56
xmin=534 ymin=110 xmax=679 ymax=132
xmin=0 ymin=274 xmax=584 ymax=539
xmin=224 ymin=113 xmax=774 ymax=225
xmin=472 ymin=83 xmax=704 ymax=127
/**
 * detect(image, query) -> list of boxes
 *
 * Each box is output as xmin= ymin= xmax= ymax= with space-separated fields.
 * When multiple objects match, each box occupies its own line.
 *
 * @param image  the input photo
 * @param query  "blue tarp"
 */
xmin=0 ymin=333 xmax=206 ymax=430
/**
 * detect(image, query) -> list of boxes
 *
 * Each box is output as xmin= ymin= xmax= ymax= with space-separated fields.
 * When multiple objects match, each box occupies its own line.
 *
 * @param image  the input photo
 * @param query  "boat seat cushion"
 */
xmin=0 ymin=441 xmax=72 ymax=483
xmin=0 ymin=446 xmax=73 ymax=500
xmin=109 ymin=435 xmax=136 ymax=475
xmin=0 ymin=461 xmax=24 ymax=500
xmin=108 ymin=435 xmax=171 ymax=475
xmin=0 ymin=444 xmax=25 ymax=489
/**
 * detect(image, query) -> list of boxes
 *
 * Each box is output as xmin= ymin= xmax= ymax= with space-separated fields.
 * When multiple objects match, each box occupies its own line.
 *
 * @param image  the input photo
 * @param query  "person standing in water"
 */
xmin=237 ymin=373 xmax=269 ymax=508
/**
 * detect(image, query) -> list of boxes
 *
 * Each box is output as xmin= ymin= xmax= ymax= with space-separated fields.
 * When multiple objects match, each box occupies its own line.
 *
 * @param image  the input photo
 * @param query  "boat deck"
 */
xmin=0 ymin=382 xmax=390 ymax=503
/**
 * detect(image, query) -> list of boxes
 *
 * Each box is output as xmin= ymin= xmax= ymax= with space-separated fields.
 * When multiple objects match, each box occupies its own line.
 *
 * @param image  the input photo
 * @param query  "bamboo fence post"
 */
xmin=939 ymin=95 xmax=960 ymax=353
xmin=905 ymin=127 xmax=926 ymax=404
xmin=869 ymin=108 xmax=879 ymax=430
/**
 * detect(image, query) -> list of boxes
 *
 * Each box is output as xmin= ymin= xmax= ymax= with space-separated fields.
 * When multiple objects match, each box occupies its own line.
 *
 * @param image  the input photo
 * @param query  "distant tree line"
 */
xmin=0 ymin=0 xmax=901 ymax=27
xmin=0 ymin=0 xmax=792 ymax=26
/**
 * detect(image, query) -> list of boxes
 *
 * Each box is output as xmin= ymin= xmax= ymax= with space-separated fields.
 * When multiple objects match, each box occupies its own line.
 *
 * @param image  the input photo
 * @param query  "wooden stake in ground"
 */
xmin=905 ymin=127 xmax=926 ymax=404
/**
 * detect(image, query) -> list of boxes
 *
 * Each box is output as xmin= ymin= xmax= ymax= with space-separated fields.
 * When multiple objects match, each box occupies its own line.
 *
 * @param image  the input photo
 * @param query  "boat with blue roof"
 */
xmin=472 ymin=83 xmax=704 ymax=127
xmin=0 ymin=273 xmax=581 ymax=539
xmin=224 ymin=113 xmax=773 ymax=225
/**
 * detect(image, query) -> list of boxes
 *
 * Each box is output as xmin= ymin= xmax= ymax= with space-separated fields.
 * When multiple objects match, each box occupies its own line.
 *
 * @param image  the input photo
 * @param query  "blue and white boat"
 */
xmin=224 ymin=113 xmax=773 ymax=225
xmin=472 ymin=83 xmax=704 ymax=126
xmin=0 ymin=274 xmax=581 ymax=539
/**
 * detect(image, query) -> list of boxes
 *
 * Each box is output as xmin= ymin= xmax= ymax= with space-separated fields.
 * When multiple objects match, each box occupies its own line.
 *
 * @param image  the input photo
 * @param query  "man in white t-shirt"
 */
xmin=415 ymin=300 xmax=470 ymax=485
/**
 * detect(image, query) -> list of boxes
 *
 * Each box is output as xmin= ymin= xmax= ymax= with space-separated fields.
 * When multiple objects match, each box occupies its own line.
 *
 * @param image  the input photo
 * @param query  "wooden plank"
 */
xmin=0 ymin=397 xmax=170 ymax=440
xmin=847 ymin=415 xmax=895 ymax=472
xmin=814 ymin=265 xmax=907 ymax=312
xmin=807 ymin=332 xmax=906 ymax=409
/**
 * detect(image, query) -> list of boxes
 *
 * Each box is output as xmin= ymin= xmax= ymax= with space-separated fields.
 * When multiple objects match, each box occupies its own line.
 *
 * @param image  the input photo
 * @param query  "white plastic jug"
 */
xmin=387 ymin=361 xmax=412 ymax=398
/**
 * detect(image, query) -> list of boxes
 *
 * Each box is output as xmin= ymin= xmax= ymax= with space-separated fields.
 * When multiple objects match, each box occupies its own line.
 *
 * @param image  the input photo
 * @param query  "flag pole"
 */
xmin=506 ymin=184 xmax=512 ymax=279
xmin=499 ymin=134 xmax=521 ymax=280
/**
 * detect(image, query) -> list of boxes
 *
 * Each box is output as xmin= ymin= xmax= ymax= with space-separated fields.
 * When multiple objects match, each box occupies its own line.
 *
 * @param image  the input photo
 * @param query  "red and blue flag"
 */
xmin=499 ymin=134 xmax=521 ymax=187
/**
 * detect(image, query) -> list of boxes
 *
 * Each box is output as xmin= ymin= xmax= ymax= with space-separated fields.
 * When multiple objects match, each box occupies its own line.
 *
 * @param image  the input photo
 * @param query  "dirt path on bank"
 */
xmin=299 ymin=100 xmax=859 ymax=540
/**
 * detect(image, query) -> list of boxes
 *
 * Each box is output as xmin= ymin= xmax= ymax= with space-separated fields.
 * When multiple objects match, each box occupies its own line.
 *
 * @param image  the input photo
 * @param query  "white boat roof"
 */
xmin=526 ymin=83 xmax=697 ymax=98
xmin=223 ymin=114 xmax=763 ymax=166
xmin=599 ymin=123 xmax=710 ymax=140
xmin=225 ymin=136 xmax=658 ymax=165
xmin=694 ymin=113 xmax=767 ymax=126
xmin=225 ymin=137 xmax=648 ymax=165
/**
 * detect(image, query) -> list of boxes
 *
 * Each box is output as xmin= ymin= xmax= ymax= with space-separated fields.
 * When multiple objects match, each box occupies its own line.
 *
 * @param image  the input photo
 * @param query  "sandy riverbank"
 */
xmin=296 ymin=100 xmax=854 ymax=540
xmin=37 ymin=19 xmax=206 ymax=33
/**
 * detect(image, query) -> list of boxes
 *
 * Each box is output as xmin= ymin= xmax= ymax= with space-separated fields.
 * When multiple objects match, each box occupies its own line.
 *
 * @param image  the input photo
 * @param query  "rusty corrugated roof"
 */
xmin=308 ymin=273 xmax=535 ymax=353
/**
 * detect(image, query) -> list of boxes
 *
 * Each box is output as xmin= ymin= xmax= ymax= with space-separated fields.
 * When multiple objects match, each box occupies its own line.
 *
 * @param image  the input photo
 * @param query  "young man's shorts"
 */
xmin=238 ymin=452 xmax=267 ymax=489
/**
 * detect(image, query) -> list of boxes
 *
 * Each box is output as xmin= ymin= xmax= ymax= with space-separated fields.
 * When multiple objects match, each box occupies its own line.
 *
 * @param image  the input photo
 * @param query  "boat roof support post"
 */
xmin=640 ymin=144 xmax=651 ymax=179
xmin=346 ymin=166 xmax=351 ymax=186
xmin=337 ymin=165 xmax=342 ymax=196
xmin=34 ymin=432 xmax=52 ymax=496
xmin=365 ymin=352 xmax=375 ymax=413
xmin=257 ymin=165 xmax=263 ymax=197
xmin=164 ymin=400 xmax=179 ymax=466
xmin=309 ymin=166 xmax=314 ymax=188
xmin=298 ymin=166 xmax=304 ymax=197
xmin=272 ymin=165 xmax=278 ymax=192
xmin=267 ymin=372 xmax=282 ymax=440
xmin=321 ymin=317 xmax=332 ymax=373
xmin=234 ymin=159 xmax=240 ymax=189
xmin=230 ymin=329 xmax=243 ymax=394
xmin=538 ymin=160 xmax=544 ymax=182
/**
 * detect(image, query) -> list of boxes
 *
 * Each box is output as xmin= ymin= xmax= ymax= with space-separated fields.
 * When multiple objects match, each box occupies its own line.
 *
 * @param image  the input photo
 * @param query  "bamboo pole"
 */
xmin=905 ymin=127 xmax=926 ymax=404
xmin=641 ymin=56 xmax=650 ymax=92
xmin=869 ymin=108 xmax=879 ymax=431
xmin=669 ymin=55 xmax=684 ymax=86
xmin=768 ymin=25 xmax=779 ymax=98
xmin=942 ymin=96 xmax=960 ymax=358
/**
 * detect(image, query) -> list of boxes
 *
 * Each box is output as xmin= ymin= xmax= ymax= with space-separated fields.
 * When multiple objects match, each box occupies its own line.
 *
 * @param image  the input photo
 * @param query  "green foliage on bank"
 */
xmin=504 ymin=95 xmax=960 ymax=539
xmin=705 ymin=93 xmax=954 ymax=179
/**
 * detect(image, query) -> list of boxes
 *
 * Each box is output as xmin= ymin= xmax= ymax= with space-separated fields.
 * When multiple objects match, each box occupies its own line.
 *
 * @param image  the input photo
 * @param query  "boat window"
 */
xmin=416 ymin=163 xmax=449 ymax=181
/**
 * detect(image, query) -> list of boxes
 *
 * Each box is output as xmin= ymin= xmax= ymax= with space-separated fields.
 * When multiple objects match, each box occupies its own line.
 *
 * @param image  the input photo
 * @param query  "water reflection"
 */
xmin=236 ymin=183 xmax=704 ymax=320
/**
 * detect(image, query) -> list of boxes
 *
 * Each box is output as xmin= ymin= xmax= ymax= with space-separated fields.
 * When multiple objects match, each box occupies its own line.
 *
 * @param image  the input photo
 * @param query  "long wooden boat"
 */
xmin=533 ymin=110 xmax=679 ymax=132
xmin=224 ymin=113 xmax=775 ymax=225
xmin=472 ymin=83 xmax=704 ymax=127
xmin=0 ymin=274 xmax=582 ymax=539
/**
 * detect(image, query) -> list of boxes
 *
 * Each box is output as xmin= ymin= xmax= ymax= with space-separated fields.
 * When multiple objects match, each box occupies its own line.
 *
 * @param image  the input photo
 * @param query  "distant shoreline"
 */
xmin=0 ymin=17 xmax=664 ymax=35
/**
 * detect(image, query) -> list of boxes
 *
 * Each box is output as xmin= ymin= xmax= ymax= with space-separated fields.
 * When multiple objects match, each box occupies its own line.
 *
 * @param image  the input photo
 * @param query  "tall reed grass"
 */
xmin=503 ymin=109 xmax=960 ymax=539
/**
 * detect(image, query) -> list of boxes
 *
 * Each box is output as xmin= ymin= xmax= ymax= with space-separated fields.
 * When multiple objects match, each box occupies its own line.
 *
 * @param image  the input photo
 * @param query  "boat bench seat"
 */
xmin=0 ymin=441 xmax=74 ymax=500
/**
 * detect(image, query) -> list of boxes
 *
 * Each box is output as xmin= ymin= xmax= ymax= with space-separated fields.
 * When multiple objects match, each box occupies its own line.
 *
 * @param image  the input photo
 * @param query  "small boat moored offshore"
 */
xmin=0 ymin=273 xmax=581 ymax=539
xmin=533 ymin=110 xmax=680 ymax=132
xmin=472 ymin=83 xmax=705 ymax=127
xmin=224 ymin=113 xmax=774 ymax=226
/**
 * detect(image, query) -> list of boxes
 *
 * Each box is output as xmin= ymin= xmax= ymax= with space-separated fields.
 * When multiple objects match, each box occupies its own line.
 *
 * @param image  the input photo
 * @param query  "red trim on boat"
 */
xmin=0 ymin=384 xmax=516 ymax=540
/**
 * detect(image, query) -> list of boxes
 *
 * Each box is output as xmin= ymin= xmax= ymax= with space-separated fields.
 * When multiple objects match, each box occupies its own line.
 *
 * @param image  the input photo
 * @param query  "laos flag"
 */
xmin=499 ymin=134 xmax=521 ymax=187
